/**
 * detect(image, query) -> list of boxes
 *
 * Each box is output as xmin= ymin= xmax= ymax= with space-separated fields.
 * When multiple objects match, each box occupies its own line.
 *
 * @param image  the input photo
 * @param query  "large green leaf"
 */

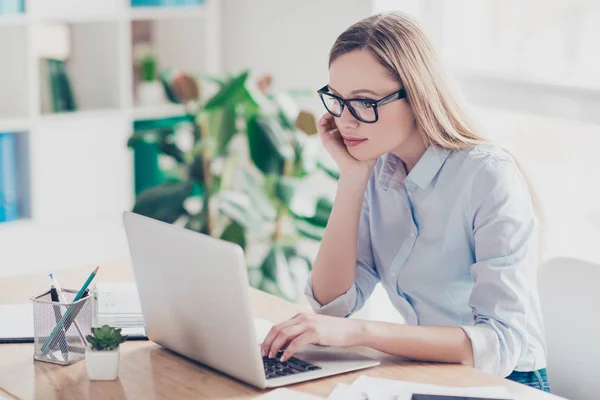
xmin=246 ymin=115 xmax=294 ymax=175
xmin=132 ymin=181 xmax=193 ymax=223
xmin=291 ymin=131 xmax=319 ymax=178
xmin=260 ymin=246 xmax=297 ymax=301
xmin=220 ymin=220 xmax=246 ymax=251
xmin=207 ymin=104 xmax=237 ymax=156
xmin=301 ymin=196 xmax=333 ymax=228
xmin=241 ymin=169 xmax=277 ymax=221
xmin=217 ymin=190 xmax=265 ymax=233
xmin=203 ymin=70 xmax=250 ymax=110
xmin=292 ymin=218 xmax=326 ymax=241
xmin=275 ymin=176 xmax=298 ymax=209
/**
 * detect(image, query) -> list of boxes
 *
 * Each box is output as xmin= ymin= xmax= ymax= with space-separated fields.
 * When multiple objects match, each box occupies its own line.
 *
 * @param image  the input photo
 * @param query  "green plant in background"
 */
xmin=137 ymin=45 xmax=158 ymax=82
xmin=86 ymin=325 xmax=128 ymax=351
xmin=127 ymin=70 xmax=340 ymax=302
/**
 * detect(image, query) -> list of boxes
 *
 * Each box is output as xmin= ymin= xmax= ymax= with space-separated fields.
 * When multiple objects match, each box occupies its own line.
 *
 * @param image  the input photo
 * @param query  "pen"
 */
xmin=50 ymin=286 xmax=68 ymax=361
xmin=49 ymin=273 xmax=87 ymax=346
xmin=41 ymin=266 xmax=100 ymax=354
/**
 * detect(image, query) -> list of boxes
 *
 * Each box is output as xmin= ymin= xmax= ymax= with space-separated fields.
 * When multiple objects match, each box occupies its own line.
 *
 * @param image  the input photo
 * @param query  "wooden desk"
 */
xmin=0 ymin=262 xmax=559 ymax=399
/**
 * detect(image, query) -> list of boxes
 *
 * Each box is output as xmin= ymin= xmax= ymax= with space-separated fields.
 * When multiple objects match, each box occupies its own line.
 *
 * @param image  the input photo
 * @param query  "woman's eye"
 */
xmin=360 ymin=101 xmax=374 ymax=108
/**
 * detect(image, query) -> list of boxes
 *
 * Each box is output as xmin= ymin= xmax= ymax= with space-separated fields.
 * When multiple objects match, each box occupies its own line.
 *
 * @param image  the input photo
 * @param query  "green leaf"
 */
xmin=317 ymin=156 xmax=340 ymax=180
xmin=220 ymin=220 xmax=246 ymax=251
xmin=132 ymin=181 xmax=193 ymax=223
xmin=260 ymin=277 xmax=283 ymax=298
xmin=159 ymin=69 xmax=181 ymax=104
xmin=292 ymin=218 xmax=326 ymax=241
xmin=207 ymin=104 xmax=237 ymax=156
xmin=159 ymin=132 xmax=186 ymax=164
xmin=189 ymin=143 xmax=206 ymax=183
xmin=204 ymin=70 xmax=250 ymax=110
xmin=217 ymin=190 xmax=264 ymax=233
xmin=198 ymin=72 xmax=226 ymax=87
xmin=247 ymin=268 xmax=263 ymax=289
xmin=260 ymin=246 xmax=297 ymax=301
xmin=127 ymin=130 xmax=160 ymax=148
xmin=275 ymin=176 xmax=298 ymax=208
xmin=241 ymin=169 xmax=277 ymax=221
xmin=246 ymin=115 xmax=294 ymax=175
xmin=291 ymin=131 xmax=319 ymax=178
xmin=302 ymin=196 xmax=333 ymax=228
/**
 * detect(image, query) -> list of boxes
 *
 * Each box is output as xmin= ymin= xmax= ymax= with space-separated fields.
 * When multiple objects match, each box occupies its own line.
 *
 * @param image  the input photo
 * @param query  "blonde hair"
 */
xmin=329 ymin=12 xmax=546 ymax=256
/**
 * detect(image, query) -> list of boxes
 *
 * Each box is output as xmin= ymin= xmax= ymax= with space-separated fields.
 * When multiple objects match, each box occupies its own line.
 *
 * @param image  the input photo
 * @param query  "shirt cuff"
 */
xmin=304 ymin=275 xmax=358 ymax=318
xmin=461 ymin=324 xmax=502 ymax=376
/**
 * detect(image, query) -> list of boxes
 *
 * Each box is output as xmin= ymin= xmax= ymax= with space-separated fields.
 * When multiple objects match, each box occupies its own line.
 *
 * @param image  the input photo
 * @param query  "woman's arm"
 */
xmin=260 ymin=312 xmax=474 ymax=365
xmin=358 ymin=321 xmax=474 ymax=366
xmin=310 ymin=169 xmax=372 ymax=306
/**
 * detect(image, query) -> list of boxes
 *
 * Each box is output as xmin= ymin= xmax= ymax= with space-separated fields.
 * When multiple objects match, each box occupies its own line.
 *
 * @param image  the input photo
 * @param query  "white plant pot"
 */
xmin=137 ymin=80 xmax=167 ymax=106
xmin=85 ymin=347 xmax=120 ymax=381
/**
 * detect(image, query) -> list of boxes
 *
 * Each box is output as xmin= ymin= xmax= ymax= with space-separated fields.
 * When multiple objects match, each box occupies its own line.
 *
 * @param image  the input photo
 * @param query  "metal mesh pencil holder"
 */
xmin=30 ymin=289 xmax=93 ymax=365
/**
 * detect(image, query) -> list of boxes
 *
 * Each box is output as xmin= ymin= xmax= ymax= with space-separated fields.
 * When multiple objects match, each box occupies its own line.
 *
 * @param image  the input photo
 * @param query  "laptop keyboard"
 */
xmin=263 ymin=350 xmax=322 ymax=379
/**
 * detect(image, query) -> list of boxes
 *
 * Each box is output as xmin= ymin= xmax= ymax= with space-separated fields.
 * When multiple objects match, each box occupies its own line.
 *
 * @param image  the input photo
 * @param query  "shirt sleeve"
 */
xmin=304 ymin=191 xmax=380 ymax=318
xmin=461 ymin=157 xmax=538 ymax=377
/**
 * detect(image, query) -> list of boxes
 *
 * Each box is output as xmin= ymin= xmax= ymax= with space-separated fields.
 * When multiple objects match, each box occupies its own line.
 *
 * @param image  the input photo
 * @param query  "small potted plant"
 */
xmin=85 ymin=325 xmax=128 ymax=381
xmin=135 ymin=44 xmax=167 ymax=106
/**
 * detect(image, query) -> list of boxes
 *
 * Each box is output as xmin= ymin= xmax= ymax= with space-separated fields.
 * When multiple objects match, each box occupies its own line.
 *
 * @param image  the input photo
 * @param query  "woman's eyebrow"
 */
xmin=328 ymin=85 xmax=381 ymax=97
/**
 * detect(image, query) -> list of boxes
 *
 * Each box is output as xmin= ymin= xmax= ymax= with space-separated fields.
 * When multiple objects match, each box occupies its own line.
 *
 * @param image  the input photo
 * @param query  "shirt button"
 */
xmin=410 ymin=232 xmax=416 ymax=238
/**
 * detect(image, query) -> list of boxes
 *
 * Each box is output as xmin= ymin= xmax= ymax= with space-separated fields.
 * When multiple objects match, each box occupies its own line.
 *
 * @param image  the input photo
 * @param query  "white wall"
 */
xmin=222 ymin=0 xmax=373 ymax=95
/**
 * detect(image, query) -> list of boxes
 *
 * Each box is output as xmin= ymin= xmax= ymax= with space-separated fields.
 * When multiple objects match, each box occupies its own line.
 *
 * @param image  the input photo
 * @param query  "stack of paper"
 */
xmin=253 ymin=375 xmax=514 ymax=400
xmin=326 ymin=376 xmax=513 ymax=400
xmin=93 ymin=283 xmax=146 ymax=337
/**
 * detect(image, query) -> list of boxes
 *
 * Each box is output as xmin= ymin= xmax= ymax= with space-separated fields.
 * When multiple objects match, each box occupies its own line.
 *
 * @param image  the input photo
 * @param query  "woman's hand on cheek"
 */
xmin=260 ymin=312 xmax=364 ymax=362
xmin=318 ymin=114 xmax=375 ymax=176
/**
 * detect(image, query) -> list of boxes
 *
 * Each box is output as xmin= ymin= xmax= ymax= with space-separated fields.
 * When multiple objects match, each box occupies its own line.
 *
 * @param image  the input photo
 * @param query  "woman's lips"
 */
xmin=342 ymin=137 xmax=367 ymax=147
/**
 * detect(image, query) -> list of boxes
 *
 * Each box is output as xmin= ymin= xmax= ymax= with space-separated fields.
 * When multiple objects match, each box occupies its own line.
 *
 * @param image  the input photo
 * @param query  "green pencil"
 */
xmin=40 ymin=266 xmax=99 ymax=354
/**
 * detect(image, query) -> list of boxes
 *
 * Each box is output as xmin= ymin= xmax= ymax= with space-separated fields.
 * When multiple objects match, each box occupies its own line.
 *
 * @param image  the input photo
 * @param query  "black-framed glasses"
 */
xmin=317 ymin=85 xmax=407 ymax=123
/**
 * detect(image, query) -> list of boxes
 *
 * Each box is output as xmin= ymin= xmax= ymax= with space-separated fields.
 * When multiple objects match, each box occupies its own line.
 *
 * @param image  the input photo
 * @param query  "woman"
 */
xmin=260 ymin=12 xmax=550 ymax=392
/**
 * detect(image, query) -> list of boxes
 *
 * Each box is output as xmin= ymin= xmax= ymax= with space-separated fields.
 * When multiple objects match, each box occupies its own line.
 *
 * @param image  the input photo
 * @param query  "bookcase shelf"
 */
xmin=0 ymin=0 xmax=221 ymax=275
xmin=0 ymin=24 xmax=28 ymax=119
xmin=129 ymin=5 xmax=206 ymax=21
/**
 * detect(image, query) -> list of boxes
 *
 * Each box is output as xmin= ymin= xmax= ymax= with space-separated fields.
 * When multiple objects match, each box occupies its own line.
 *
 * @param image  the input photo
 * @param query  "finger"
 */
xmin=261 ymin=317 xmax=302 ymax=357
xmin=267 ymin=324 xmax=306 ymax=359
xmin=318 ymin=113 xmax=334 ymax=133
xmin=280 ymin=331 xmax=317 ymax=362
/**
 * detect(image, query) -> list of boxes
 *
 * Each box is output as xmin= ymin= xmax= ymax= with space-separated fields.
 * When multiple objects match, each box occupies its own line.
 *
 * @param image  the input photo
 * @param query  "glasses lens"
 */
xmin=348 ymin=100 xmax=376 ymax=123
xmin=320 ymin=93 xmax=343 ymax=116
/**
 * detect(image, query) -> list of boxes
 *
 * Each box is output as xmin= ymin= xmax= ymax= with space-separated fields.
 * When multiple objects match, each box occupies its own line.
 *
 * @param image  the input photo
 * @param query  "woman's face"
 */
xmin=327 ymin=49 xmax=418 ymax=161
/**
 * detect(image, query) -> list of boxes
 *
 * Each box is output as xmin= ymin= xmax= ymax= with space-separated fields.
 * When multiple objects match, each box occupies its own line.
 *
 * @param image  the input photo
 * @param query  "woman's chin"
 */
xmin=347 ymin=145 xmax=380 ymax=162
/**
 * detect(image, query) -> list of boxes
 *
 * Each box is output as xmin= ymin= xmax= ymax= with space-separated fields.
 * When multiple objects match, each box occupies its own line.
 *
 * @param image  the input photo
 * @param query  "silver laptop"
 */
xmin=122 ymin=211 xmax=379 ymax=389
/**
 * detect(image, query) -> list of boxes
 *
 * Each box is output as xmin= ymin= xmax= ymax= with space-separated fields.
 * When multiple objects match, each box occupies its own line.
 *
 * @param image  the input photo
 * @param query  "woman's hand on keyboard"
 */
xmin=260 ymin=312 xmax=364 ymax=362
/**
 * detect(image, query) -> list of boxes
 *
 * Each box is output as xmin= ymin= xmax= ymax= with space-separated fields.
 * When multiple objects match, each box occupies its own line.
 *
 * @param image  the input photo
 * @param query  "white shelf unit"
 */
xmin=0 ymin=0 xmax=221 ymax=278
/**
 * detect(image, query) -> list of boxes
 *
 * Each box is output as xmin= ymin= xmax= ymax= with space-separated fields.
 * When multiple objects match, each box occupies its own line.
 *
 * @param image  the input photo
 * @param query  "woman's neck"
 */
xmin=390 ymin=128 xmax=427 ymax=173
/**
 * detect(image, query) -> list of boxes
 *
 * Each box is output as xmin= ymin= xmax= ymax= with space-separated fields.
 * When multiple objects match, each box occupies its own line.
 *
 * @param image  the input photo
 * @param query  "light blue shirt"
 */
xmin=305 ymin=144 xmax=547 ymax=377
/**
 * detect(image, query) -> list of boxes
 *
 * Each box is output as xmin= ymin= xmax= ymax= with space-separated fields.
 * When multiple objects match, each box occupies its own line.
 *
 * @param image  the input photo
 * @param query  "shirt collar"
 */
xmin=378 ymin=145 xmax=451 ymax=190
xmin=406 ymin=145 xmax=451 ymax=189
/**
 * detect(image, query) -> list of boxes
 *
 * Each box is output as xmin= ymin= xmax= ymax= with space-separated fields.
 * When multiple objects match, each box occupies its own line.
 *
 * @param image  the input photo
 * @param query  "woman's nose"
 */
xmin=337 ymin=106 xmax=359 ymax=128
